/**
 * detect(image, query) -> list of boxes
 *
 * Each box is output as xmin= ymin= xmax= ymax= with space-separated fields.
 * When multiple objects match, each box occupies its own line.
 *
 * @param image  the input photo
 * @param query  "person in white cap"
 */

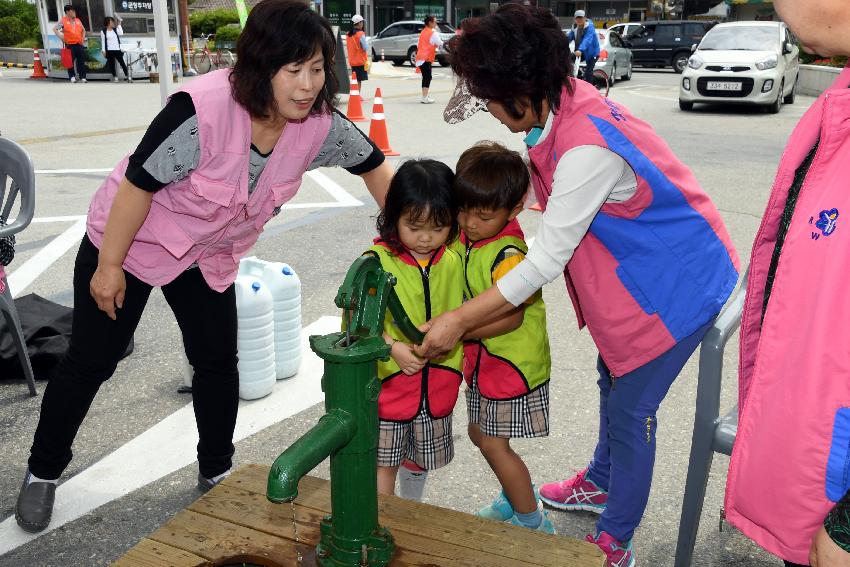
xmin=347 ymin=14 xmax=370 ymax=99
xmin=566 ymin=9 xmax=600 ymax=84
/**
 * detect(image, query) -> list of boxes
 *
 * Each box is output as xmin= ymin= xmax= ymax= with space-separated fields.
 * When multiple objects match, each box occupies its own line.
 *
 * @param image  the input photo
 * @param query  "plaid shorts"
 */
xmin=466 ymin=378 xmax=550 ymax=438
xmin=377 ymin=409 xmax=454 ymax=470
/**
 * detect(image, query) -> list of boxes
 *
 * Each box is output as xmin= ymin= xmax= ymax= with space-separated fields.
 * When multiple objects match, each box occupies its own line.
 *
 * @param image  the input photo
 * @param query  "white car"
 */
xmin=679 ymin=21 xmax=800 ymax=113
xmin=369 ymin=21 xmax=455 ymax=67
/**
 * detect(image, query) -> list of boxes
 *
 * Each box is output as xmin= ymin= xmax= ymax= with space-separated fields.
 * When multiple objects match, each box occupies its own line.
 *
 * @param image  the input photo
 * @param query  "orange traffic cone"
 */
xmin=346 ymin=72 xmax=367 ymax=122
xmin=29 ymin=49 xmax=47 ymax=80
xmin=368 ymin=88 xmax=399 ymax=157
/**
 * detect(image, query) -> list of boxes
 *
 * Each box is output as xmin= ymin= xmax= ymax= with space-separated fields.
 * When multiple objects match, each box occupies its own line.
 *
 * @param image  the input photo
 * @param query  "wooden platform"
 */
xmin=113 ymin=464 xmax=605 ymax=567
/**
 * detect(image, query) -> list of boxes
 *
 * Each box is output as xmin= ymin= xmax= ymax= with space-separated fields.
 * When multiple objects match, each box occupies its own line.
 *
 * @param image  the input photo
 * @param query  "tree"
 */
xmin=0 ymin=0 xmax=41 ymax=47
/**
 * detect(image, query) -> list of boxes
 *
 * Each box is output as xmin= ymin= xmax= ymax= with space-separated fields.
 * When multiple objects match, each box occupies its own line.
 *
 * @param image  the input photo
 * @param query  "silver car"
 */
xmin=566 ymin=29 xmax=634 ymax=85
xmin=369 ymin=21 xmax=455 ymax=67
xmin=679 ymin=21 xmax=800 ymax=113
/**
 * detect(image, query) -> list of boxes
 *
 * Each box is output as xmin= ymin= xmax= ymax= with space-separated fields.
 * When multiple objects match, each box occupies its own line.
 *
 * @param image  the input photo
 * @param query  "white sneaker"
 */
xmin=421 ymin=96 xmax=435 ymax=104
xmin=80 ymin=78 xmax=87 ymax=83
xmin=70 ymin=76 xmax=76 ymax=83
xmin=112 ymin=77 xmax=119 ymax=82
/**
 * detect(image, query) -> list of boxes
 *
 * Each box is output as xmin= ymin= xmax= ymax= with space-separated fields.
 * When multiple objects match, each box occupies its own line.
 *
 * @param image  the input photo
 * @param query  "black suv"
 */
xmin=625 ymin=20 xmax=717 ymax=73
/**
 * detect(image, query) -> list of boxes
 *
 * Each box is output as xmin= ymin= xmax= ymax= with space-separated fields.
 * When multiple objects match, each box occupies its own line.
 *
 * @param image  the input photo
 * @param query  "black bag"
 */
xmin=0 ymin=294 xmax=134 ymax=380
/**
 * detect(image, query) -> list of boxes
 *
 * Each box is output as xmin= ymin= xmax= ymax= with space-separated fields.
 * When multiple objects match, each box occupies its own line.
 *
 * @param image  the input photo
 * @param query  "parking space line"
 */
xmin=8 ymin=218 xmax=86 ymax=298
xmin=305 ymin=170 xmax=363 ymax=207
xmin=0 ymin=315 xmax=340 ymax=556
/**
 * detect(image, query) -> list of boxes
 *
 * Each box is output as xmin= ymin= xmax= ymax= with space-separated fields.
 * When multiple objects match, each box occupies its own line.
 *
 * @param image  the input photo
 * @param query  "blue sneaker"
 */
xmin=508 ymin=504 xmax=556 ymax=534
xmin=476 ymin=485 xmax=540 ymax=521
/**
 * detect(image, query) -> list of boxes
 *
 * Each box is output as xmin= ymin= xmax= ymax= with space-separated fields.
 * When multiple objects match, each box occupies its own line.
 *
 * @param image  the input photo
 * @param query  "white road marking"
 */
xmin=34 ymin=168 xmax=112 ymax=174
xmin=305 ymin=170 xmax=364 ymax=207
xmin=31 ymin=215 xmax=87 ymax=223
xmin=0 ymin=315 xmax=340 ymax=556
xmin=7 ymin=218 xmax=87 ymax=297
xmin=33 ymin=169 xmax=364 ymax=209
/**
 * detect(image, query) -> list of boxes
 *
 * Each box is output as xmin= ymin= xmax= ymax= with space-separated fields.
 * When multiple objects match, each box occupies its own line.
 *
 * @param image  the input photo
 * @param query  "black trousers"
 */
xmin=420 ymin=61 xmax=432 ymax=89
xmin=67 ymin=43 xmax=86 ymax=80
xmin=105 ymin=50 xmax=128 ymax=78
xmin=582 ymin=55 xmax=598 ymax=84
xmin=28 ymin=236 xmax=239 ymax=479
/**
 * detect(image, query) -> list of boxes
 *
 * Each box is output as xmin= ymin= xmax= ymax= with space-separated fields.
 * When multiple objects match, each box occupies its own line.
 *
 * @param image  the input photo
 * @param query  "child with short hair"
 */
xmin=453 ymin=141 xmax=554 ymax=533
xmin=368 ymin=158 xmax=465 ymax=496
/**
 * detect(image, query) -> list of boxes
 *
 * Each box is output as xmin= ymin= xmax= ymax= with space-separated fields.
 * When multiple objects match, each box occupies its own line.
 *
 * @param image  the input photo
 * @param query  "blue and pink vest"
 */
xmin=527 ymin=80 xmax=739 ymax=376
xmin=87 ymin=70 xmax=332 ymax=292
xmin=725 ymin=66 xmax=850 ymax=564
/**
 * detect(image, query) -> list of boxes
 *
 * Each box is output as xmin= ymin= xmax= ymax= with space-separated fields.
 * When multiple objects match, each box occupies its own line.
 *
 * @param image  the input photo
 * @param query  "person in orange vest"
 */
xmin=347 ymin=14 xmax=369 ymax=99
xmin=415 ymin=15 xmax=443 ymax=104
xmin=53 ymin=5 xmax=87 ymax=83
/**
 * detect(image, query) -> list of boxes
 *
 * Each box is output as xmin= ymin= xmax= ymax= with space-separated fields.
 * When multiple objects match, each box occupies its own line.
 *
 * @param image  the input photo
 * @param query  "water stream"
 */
xmin=290 ymin=501 xmax=303 ymax=565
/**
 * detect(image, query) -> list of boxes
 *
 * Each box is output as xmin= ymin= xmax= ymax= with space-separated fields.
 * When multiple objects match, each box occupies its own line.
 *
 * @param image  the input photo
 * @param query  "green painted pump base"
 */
xmin=316 ymin=515 xmax=395 ymax=567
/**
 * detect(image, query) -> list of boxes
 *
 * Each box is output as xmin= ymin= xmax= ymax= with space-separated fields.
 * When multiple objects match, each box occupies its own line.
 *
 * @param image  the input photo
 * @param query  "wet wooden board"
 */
xmin=114 ymin=464 xmax=605 ymax=567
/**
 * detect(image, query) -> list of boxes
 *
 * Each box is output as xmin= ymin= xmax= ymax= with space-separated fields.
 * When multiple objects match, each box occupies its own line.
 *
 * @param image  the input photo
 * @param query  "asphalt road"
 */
xmin=0 ymin=63 xmax=814 ymax=567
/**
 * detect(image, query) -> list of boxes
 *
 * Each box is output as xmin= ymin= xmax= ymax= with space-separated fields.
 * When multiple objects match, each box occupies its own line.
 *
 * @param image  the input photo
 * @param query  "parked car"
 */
xmin=369 ymin=21 xmax=455 ymax=67
xmin=625 ymin=20 xmax=716 ymax=73
xmin=679 ymin=21 xmax=800 ymax=113
xmin=580 ymin=30 xmax=634 ymax=85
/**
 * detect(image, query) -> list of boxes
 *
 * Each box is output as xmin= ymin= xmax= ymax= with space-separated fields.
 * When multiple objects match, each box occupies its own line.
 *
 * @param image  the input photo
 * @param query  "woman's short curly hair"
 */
xmin=230 ymin=0 xmax=338 ymax=120
xmin=448 ymin=3 xmax=572 ymax=120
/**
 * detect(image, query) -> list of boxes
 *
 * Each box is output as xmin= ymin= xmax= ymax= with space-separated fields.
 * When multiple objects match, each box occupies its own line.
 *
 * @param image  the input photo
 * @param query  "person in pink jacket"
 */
xmin=14 ymin=0 xmax=393 ymax=535
xmin=725 ymin=2 xmax=850 ymax=567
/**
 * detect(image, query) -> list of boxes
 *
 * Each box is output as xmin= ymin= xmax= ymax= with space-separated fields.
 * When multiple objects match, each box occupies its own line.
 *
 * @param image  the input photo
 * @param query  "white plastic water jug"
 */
xmin=234 ymin=275 xmax=276 ymax=400
xmin=239 ymin=257 xmax=302 ymax=380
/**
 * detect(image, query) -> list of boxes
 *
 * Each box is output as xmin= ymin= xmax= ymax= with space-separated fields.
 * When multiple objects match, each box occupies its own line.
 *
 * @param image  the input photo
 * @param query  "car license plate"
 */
xmin=708 ymin=81 xmax=742 ymax=91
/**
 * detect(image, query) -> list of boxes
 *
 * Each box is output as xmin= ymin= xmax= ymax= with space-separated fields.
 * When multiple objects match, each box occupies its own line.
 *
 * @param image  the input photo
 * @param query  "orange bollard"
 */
xmin=346 ymin=72 xmax=367 ymax=122
xmin=368 ymin=88 xmax=399 ymax=157
xmin=29 ymin=49 xmax=47 ymax=79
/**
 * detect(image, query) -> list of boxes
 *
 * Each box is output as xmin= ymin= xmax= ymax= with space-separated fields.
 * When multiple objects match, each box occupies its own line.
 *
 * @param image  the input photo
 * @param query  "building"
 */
xmin=725 ymin=0 xmax=776 ymax=21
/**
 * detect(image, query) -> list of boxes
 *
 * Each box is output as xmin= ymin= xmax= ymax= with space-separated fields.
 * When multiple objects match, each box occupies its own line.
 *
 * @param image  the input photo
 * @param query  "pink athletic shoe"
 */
xmin=539 ymin=468 xmax=608 ymax=513
xmin=586 ymin=531 xmax=635 ymax=567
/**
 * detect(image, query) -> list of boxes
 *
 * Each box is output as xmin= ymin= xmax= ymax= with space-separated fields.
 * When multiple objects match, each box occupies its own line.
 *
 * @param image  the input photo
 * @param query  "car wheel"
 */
xmin=408 ymin=47 xmax=417 ymax=67
xmin=437 ymin=56 xmax=448 ymax=67
xmin=767 ymin=80 xmax=784 ymax=114
xmin=672 ymin=52 xmax=689 ymax=74
xmin=610 ymin=63 xmax=617 ymax=85
xmin=622 ymin=61 xmax=633 ymax=81
xmin=391 ymin=58 xmax=404 ymax=66
xmin=784 ymin=76 xmax=797 ymax=104
xmin=372 ymin=48 xmax=378 ymax=61
xmin=679 ymin=99 xmax=693 ymax=111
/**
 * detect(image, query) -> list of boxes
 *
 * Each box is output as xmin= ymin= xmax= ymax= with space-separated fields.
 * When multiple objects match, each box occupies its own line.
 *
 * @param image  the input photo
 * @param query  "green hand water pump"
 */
xmin=266 ymin=254 xmax=425 ymax=567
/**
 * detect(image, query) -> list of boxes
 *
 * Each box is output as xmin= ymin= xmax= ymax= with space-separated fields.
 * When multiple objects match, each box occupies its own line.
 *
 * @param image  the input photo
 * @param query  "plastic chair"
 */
xmin=674 ymin=267 xmax=748 ymax=567
xmin=0 ymin=137 xmax=37 ymax=396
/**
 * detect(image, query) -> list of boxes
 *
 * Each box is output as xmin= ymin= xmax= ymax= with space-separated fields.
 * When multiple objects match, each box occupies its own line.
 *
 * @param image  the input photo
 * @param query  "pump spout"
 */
xmin=267 ymin=409 xmax=356 ymax=503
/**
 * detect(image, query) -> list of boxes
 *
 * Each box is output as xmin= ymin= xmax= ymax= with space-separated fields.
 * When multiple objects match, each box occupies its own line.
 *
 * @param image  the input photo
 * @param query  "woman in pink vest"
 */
xmin=421 ymin=5 xmax=738 ymax=566
xmin=725 ymin=2 xmax=850 ymax=566
xmin=14 ymin=0 xmax=393 ymax=535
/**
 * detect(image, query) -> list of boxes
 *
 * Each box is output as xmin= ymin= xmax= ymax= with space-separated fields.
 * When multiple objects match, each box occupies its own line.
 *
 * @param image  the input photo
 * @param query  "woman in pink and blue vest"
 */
xmin=421 ymin=5 xmax=738 ymax=566
xmin=14 ymin=0 xmax=393 ymax=535
xmin=725 ymin=2 xmax=850 ymax=567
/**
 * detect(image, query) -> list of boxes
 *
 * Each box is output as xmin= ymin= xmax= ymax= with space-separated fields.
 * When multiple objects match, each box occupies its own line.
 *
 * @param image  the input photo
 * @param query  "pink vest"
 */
xmin=86 ymin=70 xmax=331 ymax=292
xmin=527 ymin=80 xmax=739 ymax=376
xmin=725 ymin=66 xmax=850 ymax=564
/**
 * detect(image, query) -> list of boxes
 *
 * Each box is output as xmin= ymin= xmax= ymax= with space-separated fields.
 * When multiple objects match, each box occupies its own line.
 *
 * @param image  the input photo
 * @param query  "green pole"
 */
xmin=234 ymin=0 xmax=248 ymax=28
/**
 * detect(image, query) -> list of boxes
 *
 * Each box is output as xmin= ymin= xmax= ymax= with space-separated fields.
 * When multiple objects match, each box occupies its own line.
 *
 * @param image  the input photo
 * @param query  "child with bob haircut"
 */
xmin=453 ymin=141 xmax=554 ymax=533
xmin=367 ymin=159 xmax=464 ymax=496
